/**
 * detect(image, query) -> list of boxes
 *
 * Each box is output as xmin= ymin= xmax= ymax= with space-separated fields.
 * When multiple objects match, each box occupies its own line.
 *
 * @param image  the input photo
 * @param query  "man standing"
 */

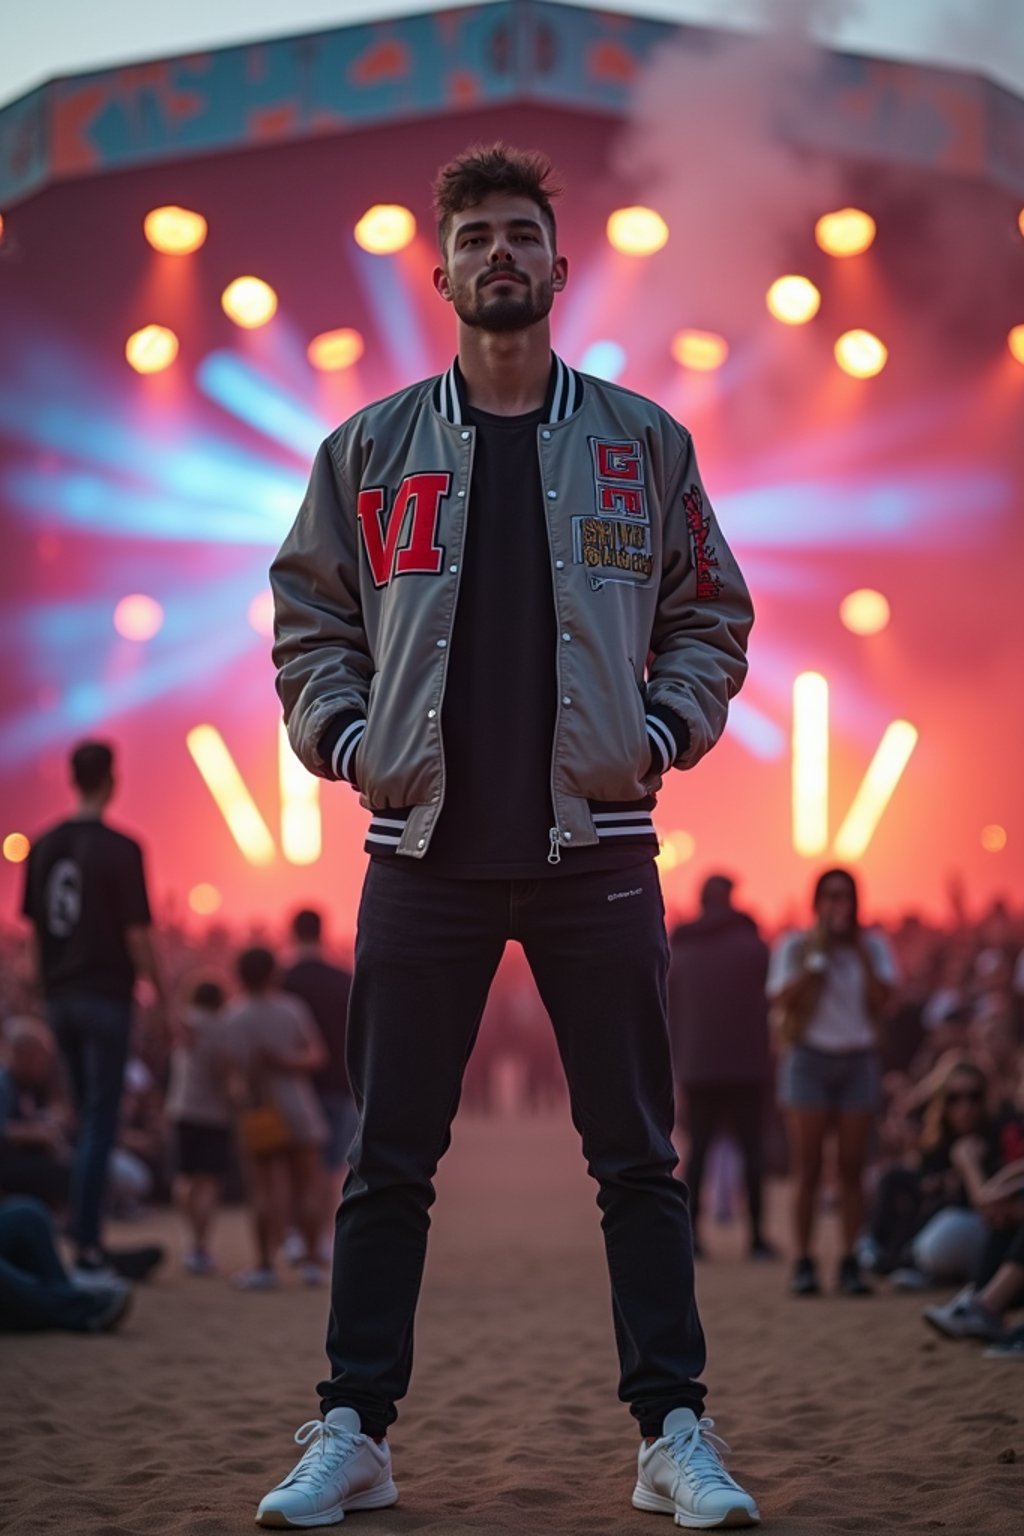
xmin=20 ymin=740 xmax=163 ymax=1283
xmin=282 ymin=909 xmax=357 ymax=1246
xmin=668 ymin=874 xmax=775 ymax=1260
xmin=263 ymin=144 xmax=758 ymax=1528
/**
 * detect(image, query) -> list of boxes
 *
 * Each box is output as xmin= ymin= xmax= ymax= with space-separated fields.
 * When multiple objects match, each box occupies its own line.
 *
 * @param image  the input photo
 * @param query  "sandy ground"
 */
xmin=1 ymin=1112 xmax=1020 ymax=1535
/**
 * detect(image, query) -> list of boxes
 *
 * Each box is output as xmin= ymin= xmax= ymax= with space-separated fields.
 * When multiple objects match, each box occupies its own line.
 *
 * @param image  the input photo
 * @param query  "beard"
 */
xmin=452 ymin=274 xmax=554 ymax=333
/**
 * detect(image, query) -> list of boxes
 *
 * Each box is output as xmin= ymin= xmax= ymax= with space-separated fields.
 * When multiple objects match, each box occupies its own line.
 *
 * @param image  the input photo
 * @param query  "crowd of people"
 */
xmin=1 ymin=854 xmax=1022 ymax=1354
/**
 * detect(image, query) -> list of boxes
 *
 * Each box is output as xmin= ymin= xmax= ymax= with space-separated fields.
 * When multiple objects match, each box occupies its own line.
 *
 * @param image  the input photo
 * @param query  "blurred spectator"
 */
xmin=226 ymin=947 xmax=328 ymax=1290
xmin=0 ymin=1019 xmax=72 ymax=1210
xmin=281 ymin=909 xmax=355 ymax=1244
xmin=667 ymin=875 xmax=775 ymax=1260
xmin=768 ymin=868 xmax=897 ymax=1297
xmin=0 ymin=1197 xmax=131 ymax=1333
xmin=19 ymin=739 xmax=165 ymax=1285
xmin=166 ymin=979 xmax=235 ymax=1275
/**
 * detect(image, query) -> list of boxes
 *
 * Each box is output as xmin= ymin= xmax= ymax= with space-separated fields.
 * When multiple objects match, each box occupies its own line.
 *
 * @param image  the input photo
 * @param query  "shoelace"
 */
xmin=659 ymin=1417 xmax=737 ymax=1492
xmin=282 ymin=1420 xmax=363 ymax=1493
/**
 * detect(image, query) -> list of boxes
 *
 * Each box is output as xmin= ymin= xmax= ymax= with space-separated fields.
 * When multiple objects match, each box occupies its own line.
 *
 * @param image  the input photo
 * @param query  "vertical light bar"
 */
xmin=792 ymin=671 xmax=829 ymax=857
xmin=833 ymin=721 xmax=918 ymax=860
xmin=186 ymin=725 xmax=276 ymax=867
xmin=279 ymin=721 xmax=322 ymax=865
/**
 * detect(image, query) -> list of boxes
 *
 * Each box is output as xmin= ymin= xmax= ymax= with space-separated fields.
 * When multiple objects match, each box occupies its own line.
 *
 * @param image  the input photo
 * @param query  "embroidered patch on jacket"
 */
xmin=357 ymin=472 xmax=451 ymax=588
xmin=682 ymin=483 xmax=723 ymax=600
xmin=573 ymin=438 xmax=654 ymax=588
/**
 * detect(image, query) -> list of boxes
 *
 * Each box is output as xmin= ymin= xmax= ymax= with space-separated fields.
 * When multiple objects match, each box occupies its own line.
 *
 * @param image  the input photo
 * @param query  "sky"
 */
xmin=1 ymin=0 xmax=1021 ymax=109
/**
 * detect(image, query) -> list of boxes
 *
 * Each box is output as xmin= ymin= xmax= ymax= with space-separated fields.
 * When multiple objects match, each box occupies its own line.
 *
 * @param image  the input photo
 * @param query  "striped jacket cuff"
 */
xmin=318 ymin=712 xmax=366 ymax=785
xmin=645 ymin=704 xmax=690 ymax=774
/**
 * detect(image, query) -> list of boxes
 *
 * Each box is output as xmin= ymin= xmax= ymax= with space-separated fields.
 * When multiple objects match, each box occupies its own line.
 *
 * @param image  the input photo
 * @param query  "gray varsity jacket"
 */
xmin=271 ymin=354 xmax=753 ymax=860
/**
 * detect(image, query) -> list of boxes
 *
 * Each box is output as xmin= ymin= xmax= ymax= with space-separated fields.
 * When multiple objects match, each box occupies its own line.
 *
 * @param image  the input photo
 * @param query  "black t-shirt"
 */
xmin=21 ymin=819 xmax=151 ymax=1001
xmin=281 ymin=957 xmax=352 ymax=1098
xmin=423 ymin=393 xmax=652 ymax=880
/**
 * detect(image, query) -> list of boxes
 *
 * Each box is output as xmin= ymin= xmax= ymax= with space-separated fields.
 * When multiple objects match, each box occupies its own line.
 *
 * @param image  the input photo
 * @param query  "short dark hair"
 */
xmin=237 ymin=946 xmax=276 ymax=992
xmin=191 ymin=979 xmax=226 ymax=1011
xmin=433 ymin=142 xmax=561 ymax=256
xmin=291 ymin=908 xmax=322 ymax=943
xmin=700 ymin=874 xmax=734 ymax=910
xmin=70 ymin=740 xmax=114 ymax=795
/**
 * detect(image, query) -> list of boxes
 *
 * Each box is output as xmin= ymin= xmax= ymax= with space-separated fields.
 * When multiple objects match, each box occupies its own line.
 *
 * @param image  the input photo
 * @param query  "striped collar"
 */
xmin=434 ymin=353 xmax=584 ymax=427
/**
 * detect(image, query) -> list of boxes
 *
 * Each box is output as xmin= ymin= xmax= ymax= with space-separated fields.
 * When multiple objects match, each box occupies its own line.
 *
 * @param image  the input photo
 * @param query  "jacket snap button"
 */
xmin=417 ymin=838 xmax=426 ymax=849
xmin=461 ymin=430 xmax=470 ymax=440
xmin=427 ymin=709 xmax=437 ymax=719
xmin=562 ymin=696 xmax=572 ymax=706
xmin=547 ymin=489 xmax=557 ymax=499
xmin=542 ymin=429 xmax=551 ymax=440
xmin=555 ymin=559 xmax=565 ymax=569
xmin=457 ymin=490 xmax=465 ymax=498
xmin=563 ymin=831 xmax=572 ymax=840
xmin=561 ymin=632 xmax=571 ymax=642
xmin=436 ymin=638 xmax=447 ymax=648
xmin=449 ymin=564 xmax=458 ymax=573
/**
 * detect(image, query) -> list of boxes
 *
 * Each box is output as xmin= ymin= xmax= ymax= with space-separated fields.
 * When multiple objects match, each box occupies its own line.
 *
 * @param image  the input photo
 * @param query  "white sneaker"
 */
xmin=255 ymin=1407 xmax=398 ymax=1528
xmin=633 ymin=1408 xmax=760 ymax=1529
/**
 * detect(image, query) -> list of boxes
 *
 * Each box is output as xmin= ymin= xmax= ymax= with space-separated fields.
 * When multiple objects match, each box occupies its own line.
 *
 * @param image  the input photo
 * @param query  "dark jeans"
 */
xmin=48 ymin=994 xmax=132 ymax=1250
xmin=683 ymin=1081 xmax=767 ymax=1246
xmin=0 ymin=1197 xmax=105 ymax=1331
xmin=319 ymin=858 xmax=706 ymax=1437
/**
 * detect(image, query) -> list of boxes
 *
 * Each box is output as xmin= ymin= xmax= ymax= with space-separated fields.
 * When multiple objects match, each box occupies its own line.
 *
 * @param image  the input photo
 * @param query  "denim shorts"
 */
xmin=319 ymin=1092 xmax=359 ymax=1172
xmin=778 ymin=1044 xmax=881 ymax=1113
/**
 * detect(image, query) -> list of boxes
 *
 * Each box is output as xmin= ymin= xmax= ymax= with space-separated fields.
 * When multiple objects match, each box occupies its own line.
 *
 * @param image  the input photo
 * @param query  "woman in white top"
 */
xmin=767 ymin=868 xmax=897 ymax=1297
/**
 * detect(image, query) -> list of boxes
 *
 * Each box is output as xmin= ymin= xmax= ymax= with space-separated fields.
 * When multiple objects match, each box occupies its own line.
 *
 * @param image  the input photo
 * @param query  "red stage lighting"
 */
xmin=670 ymin=329 xmax=728 ymax=371
xmin=606 ymin=206 xmax=669 ymax=256
xmin=188 ymin=882 xmax=223 ymax=914
xmin=815 ymin=207 xmax=876 ymax=257
xmin=766 ymin=275 xmax=820 ymax=325
xmin=143 ymin=205 xmax=207 ymax=254
xmin=1009 ymin=324 xmax=1024 ymax=365
xmin=981 ymin=825 xmax=1007 ymax=853
xmin=2 ymin=832 xmax=30 ymax=864
xmin=835 ymin=329 xmax=887 ymax=377
xmin=114 ymin=594 xmax=164 ymax=640
xmin=308 ymin=327 xmax=365 ymax=371
xmin=222 ymin=276 xmax=277 ymax=328
xmin=840 ymin=588 xmax=890 ymax=635
xmin=125 ymin=324 xmax=179 ymax=373
xmin=354 ymin=205 xmax=416 ymax=254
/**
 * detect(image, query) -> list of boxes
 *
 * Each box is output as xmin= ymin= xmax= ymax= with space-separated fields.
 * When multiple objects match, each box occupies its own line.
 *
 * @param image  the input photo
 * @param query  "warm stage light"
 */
xmin=0 ymin=213 xmax=5 ymax=245
xmin=792 ymin=672 xmax=829 ymax=857
xmin=3 ymin=833 xmax=30 ymax=864
xmin=835 ymin=329 xmax=887 ymax=378
xmin=279 ymin=723 xmax=322 ymax=866
xmin=981 ymin=825 xmax=1008 ymax=853
xmin=188 ymin=883 xmax=222 ymax=915
xmin=766 ymin=275 xmax=821 ymax=325
xmin=606 ymin=206 xmax=669 ymax=257
xmin=1018 ymin=209 xmax=1024 ymax=240
xmin=125 ymin=324 xmax=179 ymax=374
xmin=221 ymin=276 xmax=278 ymax=329
xmin=248 ymin=591 xmax=275 ymax=637
xmin=143 ymin=205 xmax=207 ymax=254
xmin=114 ymin=594 xmax=164 ymax=641
xmin=308 ymin=327 xmax=365 ymax=371
xmin=1008 ymin=325 xmax=1024 ymax=365
xmin=671 ymin=329 xmax=729 ymax=371
xmin=840 ymin=588 xmax=890 ymax=636
xmin=186 ymin=725 xmax=276 ymax=867
xmin=833 ymin=721 xmax=918 ymax=859
xmin=815 ymin=207 xmax=876 ymax=257
xmin=353 ymin=205 xmax=416 ymax=255
xmin=655 ymin=830 xmax=696 ymax=871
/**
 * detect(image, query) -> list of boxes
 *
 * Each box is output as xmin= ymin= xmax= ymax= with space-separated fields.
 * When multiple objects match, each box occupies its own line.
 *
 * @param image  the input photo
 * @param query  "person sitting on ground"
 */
xmin=165 ymin=979 xmax=236 ymax=1275
xmin=0 ymin=1195 xmax=131 ymax=1333
xmin=923 ymin=1159 xmax=1024 ymax=1343
xmin=0 ymin=1020 xmax=72 ymax=1211
xmin=865 ymin=1060 xmax=993 ymax=1286
xmin=225 ymin=947 xmax=328 ymax=1290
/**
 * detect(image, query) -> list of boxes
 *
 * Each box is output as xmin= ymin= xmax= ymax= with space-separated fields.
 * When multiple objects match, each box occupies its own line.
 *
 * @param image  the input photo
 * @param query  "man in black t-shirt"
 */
xmin=21 ymin=740 xmax=163 ymax=1281
xmin=282 ymin=908 xmax=356 ymax=1223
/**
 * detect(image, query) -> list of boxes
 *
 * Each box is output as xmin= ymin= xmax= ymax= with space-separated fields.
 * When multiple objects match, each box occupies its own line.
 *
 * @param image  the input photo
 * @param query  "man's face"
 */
xmin=434 ymin=193 xmax=567 ymax=333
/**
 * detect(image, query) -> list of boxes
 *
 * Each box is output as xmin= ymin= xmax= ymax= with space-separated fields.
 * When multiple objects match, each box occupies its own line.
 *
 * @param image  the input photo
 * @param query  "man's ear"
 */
xmin=551 ymin=254 xmax=569 ymax=293
xmin=433 ymin=265 xmax=453 ymax=303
